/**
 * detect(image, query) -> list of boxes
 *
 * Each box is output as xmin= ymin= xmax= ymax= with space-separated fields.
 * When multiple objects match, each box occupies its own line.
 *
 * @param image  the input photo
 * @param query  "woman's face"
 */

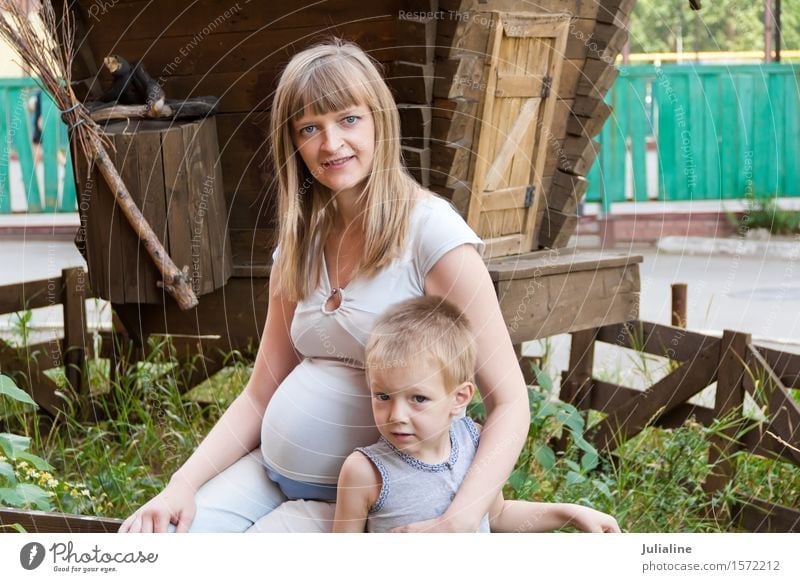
xmin=291 ymin=105 xmax=376 ymax=199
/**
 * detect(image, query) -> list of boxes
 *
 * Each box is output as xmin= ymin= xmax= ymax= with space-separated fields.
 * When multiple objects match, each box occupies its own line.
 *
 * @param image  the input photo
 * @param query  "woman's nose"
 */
xmin=321 ymin=127 xmax=343 ymax=153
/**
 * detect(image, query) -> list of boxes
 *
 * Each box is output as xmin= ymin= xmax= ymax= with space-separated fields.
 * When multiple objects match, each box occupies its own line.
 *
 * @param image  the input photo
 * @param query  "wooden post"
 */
xmin=704 ymin=330 xmax=749 ymax=507
xmin=561 ymin=328 xmax=598 ymax=410
xmin=600 ymin=215 xmax=616 ymax=249
xmin=61 ymin=267 xmax=89 ymax=419
xmin=671 ymin=283 xmax=687 ymax=328
xmin=514 ymin=343 xmax=538 ymax=387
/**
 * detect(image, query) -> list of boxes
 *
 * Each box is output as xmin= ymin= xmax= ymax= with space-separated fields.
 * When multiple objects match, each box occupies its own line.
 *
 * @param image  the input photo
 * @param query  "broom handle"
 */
xmin=90 ymin=133 xmax=199 ymax=310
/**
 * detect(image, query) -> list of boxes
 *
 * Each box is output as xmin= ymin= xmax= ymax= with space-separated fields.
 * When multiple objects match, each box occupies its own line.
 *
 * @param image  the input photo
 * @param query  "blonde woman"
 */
xmin=120 ymin=39 xmax=528 ymax=533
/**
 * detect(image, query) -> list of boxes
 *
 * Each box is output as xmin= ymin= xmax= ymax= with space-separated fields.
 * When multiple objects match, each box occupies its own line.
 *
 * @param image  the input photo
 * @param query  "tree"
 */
xmin=628 ymin=0 xmax=799 ymax=56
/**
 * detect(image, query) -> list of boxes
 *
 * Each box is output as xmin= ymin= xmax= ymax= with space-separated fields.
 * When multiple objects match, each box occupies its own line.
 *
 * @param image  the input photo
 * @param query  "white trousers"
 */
xmin=187 ymin=450 xmax=335 ymax=533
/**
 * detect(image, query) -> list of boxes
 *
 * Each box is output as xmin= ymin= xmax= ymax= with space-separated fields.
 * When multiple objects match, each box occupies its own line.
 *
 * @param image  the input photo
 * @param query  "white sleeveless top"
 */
xmin=260 ymin=195 xmax=485 ymax=484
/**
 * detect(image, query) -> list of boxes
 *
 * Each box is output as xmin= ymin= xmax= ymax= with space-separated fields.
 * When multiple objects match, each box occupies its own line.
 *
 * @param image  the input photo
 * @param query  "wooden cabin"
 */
xmin=55 ymin=0 xmax=639 ymax=378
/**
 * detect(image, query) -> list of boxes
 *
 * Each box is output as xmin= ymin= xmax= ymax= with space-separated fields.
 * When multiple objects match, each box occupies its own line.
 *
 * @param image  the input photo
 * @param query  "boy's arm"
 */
xmin=333 ymin=452 xmax=382 ymax=533
xmin=489 ymin=498 xmax=621 ymax=533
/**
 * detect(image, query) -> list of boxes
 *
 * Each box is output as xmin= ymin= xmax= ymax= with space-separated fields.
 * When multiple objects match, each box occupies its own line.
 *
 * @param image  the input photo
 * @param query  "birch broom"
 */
xmin=0 ymin=0 xmax=198 ymax=309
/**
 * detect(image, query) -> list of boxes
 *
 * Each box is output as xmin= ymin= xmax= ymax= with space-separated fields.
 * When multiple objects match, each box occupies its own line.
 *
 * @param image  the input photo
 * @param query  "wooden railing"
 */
xmin=0 ymin=266 xmax=90 ymax=418
xmin=560 ymin=320 xmax=800 ymax=532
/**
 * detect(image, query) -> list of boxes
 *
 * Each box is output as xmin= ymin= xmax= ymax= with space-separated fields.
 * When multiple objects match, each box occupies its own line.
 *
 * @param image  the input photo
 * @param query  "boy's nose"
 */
xmin=388 ymin=403 xmax=408 ymax=423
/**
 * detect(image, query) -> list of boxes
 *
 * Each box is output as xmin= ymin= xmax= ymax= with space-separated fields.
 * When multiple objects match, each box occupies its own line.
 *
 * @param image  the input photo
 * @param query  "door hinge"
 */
xmin=541 ymin=75 xmax=552 ymax=99
xmin=524 ymin=185 xmax=535 ymax=208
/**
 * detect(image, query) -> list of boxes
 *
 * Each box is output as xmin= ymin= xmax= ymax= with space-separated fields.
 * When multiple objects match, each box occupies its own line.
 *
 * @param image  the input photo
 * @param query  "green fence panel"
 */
xmin=0 ymin=77 xmax=77 ymax=214
xmin=7 ymin=86 xmax=42 ymax=212
xmin=586 ymin=64 xmax=800 ymax=211
xmin=785 ymin=73 xmax=800 ymax=192
xmin=701 ymin=73 xmax=721 ymax=201
xmin=60 ymin=128 xmax=77 ymax=212
xmin=41 ymin=90 xmax=59 ymax=211
xmin=629 ymin=76 xmax=649 ymax=201
xmin=0 ymin=90 xmax=9 ymax=213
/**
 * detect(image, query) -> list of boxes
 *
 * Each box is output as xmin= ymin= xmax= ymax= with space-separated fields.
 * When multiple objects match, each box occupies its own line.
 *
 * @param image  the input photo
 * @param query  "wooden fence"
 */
xmin=585 ymin=64 xmax=800 ymax=212
xmin=2 ymin=272 xmax=798 ymax=532
xmin=0 ymin=267 xmax=90 ymax=418
xmin=560 ymin=320 xmax=800 ymax=532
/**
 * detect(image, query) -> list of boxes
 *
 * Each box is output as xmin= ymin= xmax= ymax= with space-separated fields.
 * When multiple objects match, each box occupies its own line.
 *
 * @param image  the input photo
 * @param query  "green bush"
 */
xmin=740 ymin=193 xmax=800 ymax=236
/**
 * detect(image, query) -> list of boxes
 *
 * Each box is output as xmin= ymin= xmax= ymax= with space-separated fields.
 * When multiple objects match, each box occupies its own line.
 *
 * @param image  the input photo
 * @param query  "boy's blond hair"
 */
xmin=365 ymin=296 xmax=476 ymax=390
xmin=270 ymin=38 xmax=420 ymax=301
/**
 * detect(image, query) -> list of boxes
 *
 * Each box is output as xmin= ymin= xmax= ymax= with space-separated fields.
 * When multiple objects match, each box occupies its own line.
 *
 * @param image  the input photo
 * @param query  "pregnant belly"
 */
xmin=260 ymin=358 xmax=379 ymax=484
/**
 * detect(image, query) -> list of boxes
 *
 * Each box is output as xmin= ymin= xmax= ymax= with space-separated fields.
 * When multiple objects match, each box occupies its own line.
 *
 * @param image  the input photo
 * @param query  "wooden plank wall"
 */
xmin=68 ymin=0 xmax=411 ymax=272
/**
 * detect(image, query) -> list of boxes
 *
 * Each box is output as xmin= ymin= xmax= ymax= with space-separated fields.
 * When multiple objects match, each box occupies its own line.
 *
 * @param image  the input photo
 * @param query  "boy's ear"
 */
xmin=450 ymin=381 xmax=475 ymax=415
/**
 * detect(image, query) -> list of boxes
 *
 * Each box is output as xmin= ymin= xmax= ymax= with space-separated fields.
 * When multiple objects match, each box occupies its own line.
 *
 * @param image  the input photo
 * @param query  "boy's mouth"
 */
xmin=390 ymin=432 xmax=414 ymax=440
xmin=322 ymin=155 xmax=354 ymax=168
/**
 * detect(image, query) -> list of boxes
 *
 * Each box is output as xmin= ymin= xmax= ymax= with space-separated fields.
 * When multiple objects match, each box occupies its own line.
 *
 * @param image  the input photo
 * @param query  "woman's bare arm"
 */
xmin=120 ymin=264 xmax=301 ymax=532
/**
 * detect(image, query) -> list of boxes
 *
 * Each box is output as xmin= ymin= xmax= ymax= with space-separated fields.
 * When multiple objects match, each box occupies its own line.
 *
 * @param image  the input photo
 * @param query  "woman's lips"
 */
xmin=322 ymin=155 xmax=354 ymax=169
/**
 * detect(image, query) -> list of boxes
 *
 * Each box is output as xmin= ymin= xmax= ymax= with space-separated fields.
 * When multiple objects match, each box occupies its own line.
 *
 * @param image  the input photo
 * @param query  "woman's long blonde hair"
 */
xmin=270 ymin=39 xmax=420 ymax=301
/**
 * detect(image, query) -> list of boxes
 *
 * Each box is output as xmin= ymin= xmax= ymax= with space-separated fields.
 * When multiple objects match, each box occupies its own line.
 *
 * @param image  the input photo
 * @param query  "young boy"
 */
xmin=333 ymin=296 xmax=620 ymax=533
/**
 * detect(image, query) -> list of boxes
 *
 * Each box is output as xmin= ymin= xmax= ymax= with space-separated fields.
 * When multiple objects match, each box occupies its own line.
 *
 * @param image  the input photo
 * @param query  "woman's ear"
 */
xmin=450 ymin=381 xmax=475 ymax=415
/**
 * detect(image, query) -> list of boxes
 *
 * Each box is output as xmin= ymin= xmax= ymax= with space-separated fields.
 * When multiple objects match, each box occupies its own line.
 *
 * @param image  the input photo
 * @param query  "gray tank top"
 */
xmin=356 ymin=416 xmax=491 ymax=533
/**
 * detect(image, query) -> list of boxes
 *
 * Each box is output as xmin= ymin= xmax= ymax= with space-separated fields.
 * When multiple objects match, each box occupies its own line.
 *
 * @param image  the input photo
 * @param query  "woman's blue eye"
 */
xmin=299 ymin=125 xmax=315 ymax=136
xmin=343 ymin=115 xmax=359 ymax=125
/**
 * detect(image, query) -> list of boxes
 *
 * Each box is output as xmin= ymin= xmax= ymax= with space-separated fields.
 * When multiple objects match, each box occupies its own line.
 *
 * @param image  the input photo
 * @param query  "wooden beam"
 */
xmin=755 ymin=345 xmax=800 ymax=388
xmin=704 ymin=330 xmax=749 ymax=496
xmin=561 ymin=328 xmax=598 ymax=411
xmin=732 ymin=497 xmax=800 ymax=533
xmin=745 ymin=345 xmax=800 ymax=459
xmin=595 ymin=321 xmax=720 ymax=364
xmin=591 ymin=342 xmax=720 ymax=450
xmin=589 ymin=379 xmax=716 ymax=427
xmin=740 ymin=421 xmax=800 ymax=466
xmin=0 ymin=508 xmax=121 ymax=533
xmin=61 ymin=267 xmax=90 ymax=419
xmin=0 ymin=276 xmax=64 ymax=313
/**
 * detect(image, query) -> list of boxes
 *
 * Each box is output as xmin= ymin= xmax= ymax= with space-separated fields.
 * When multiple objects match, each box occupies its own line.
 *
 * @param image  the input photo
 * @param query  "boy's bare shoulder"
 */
xmin=340 ymin=450 xmax=382 ymax=489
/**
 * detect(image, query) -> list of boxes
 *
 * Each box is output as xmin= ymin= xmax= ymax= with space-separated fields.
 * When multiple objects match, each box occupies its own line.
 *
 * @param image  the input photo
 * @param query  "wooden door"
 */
xmin=466 ymin=12 xmax=570 ymax=258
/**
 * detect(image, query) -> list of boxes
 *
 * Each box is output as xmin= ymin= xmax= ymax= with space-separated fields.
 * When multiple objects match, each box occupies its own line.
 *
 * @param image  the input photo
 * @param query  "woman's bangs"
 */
xmin=293 ymin=61 xmax=373 ymax=118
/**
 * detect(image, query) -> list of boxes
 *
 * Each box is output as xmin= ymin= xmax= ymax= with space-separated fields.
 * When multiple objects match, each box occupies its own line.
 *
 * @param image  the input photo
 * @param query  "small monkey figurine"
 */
xmin=101 ymin=55 xmax=167 ymax=117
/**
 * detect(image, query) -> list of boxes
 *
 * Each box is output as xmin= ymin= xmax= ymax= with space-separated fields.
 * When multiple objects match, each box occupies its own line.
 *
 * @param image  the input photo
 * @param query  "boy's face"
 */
xmin=368 ymin=360 xmax=473 ymax=461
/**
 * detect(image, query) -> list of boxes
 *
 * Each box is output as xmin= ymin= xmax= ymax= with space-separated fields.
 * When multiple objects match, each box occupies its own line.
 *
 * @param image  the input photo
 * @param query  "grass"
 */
xmin=1 ymin=321 xmax=799 ymax=530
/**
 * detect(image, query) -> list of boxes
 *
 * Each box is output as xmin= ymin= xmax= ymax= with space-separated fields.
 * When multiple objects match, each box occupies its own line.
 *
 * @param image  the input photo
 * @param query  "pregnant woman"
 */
xmin=120 ymin=39 xmax=528 ymax=533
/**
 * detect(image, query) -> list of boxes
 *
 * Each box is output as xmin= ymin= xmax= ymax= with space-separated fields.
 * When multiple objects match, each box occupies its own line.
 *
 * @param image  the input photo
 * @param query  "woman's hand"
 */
xmin=118 ymin=479 xmax=197 ymax=533
xmin=564 ymin=504 xmax=621 ymax=533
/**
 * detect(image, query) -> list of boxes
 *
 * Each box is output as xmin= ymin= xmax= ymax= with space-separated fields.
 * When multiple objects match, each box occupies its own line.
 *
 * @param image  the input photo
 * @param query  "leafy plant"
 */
xmin=739 ymin=193 xmax=800 ymax=236
xmin=503 ymin=363 xmax=601 ymax=501
xmin=0 ymin=374 xmax=102 ymax=513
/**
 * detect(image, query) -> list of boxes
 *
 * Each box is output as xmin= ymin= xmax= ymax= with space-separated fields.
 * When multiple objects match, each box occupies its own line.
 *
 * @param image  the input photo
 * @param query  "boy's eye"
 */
xmin=411 ymin=395 xmax=428 ymax=404
xmin=374 ymin=393 xmax=390 ymax=401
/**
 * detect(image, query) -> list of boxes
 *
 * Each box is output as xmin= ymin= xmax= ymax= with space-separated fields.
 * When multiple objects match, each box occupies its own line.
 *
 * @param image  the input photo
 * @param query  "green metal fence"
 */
xmin=0 ymin=77 xmax=76 ymax=213
xmin=586 ymin=64 xmax=800 ymax=213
